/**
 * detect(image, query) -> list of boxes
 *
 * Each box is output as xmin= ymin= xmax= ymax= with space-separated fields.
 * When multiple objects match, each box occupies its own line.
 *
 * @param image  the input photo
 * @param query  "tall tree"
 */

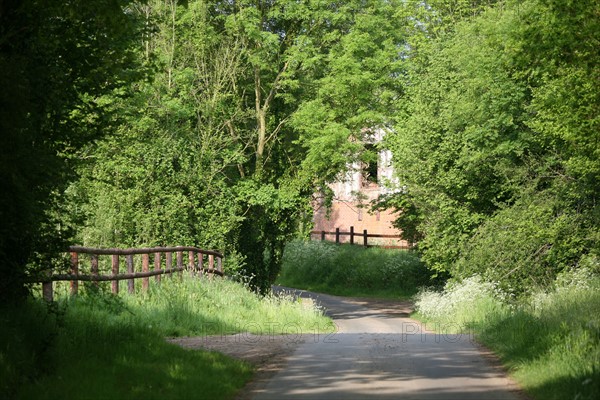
xmin=0 ymin=0 xmax=143 ymax=302
xmin=227 ymin=0 xmax=408 ymax=289
xmin=386 ymin=0 xmax=599 ymax=292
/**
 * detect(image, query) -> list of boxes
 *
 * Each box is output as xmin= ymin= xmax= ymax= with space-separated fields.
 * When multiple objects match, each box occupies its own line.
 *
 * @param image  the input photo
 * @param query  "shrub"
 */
xmin=414 ymin=275 xmax=508 ymax=330
xmin=454 ymin=191 xmax=593 ymax=295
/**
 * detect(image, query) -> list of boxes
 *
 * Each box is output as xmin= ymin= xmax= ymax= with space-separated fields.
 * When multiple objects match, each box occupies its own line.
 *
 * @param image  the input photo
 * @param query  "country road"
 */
xmin=249 ymin=287 xmax=524 ymax=400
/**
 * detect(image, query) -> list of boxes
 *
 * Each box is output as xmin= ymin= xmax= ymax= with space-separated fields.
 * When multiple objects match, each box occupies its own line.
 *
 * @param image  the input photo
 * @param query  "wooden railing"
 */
xmin=40 ymin=246 xmax=224 ymax=302
xmin=311 ymin=226 xmax=412 ymax=249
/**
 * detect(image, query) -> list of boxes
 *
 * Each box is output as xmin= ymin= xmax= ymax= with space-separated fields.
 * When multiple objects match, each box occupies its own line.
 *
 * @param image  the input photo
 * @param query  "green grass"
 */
xmin=276 ymin=239 xmax=430 ymax=299
xmin=413 ymin=273 xmax=600 ymax=400
xmin=117 ymin=275 xmax=334 ymax=336
xmin=1 ymin=277 xmax=333 ymax=400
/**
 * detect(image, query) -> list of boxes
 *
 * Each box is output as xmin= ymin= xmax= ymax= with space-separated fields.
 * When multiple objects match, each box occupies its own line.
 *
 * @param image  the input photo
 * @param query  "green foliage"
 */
xmin=0 ymin=0 xmax=145 ymax=302
xmin=386 ymin=0 xmax=600 ymax=293
xmin=67 ymin=0 xmax=247 ymax=252
xmin=5 ymin=0 xmax=407 ymax=297
xmin=278 ymin=240 xmax=430 ymax=298
xmin=414 ymin=272 xmax=600 ymax=400
xmin=61 ymin=0 xmax=409 ymax=293
xmin=455 ymin=190 xmax=593 ymax=292
xmin=0 ymin=300 xmax=62 ymax=399
xmin=291 ymin=0 xmax=406 ymax=183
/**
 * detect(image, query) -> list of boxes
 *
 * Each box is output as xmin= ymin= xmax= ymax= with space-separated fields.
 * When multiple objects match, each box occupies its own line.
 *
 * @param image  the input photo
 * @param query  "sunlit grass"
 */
xmin=277 ymin=239 xmax=430 ymax=299
xmin=2 ymin=276 xmax=333 ymax=399
xmin=121 ymin=275 xmax=334 ymax=336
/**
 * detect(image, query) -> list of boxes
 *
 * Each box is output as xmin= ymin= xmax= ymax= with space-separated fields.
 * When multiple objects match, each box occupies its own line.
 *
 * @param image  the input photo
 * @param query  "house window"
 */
xmin=363 ymin=144 xmax=378 ymax=185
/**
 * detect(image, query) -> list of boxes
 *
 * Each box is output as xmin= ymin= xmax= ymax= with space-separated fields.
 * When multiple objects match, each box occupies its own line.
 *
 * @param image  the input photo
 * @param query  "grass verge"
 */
xmin=1 ymin=277 xmax=333 ymax=399
xmin=276 ymin=239 xmax=431 ymax=299
xmin=412 ymin=272 xmax=600 ymax=400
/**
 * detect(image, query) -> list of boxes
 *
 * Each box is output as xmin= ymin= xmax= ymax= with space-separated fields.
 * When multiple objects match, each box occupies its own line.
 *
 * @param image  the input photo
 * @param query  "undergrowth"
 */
xmin=413 ymin=269 xmax=600 ymax=400
xmin=277 ymin=240 xmax=431 ymax=298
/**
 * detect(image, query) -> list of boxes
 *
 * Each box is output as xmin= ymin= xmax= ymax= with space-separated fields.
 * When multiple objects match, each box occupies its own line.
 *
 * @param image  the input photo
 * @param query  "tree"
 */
xmin=69 ymin=0 xmax=409 ymax=292
xmin=226 ymin=0 xmax=408 ymax=290
xmin=0 ymin=0 xmax=143 ymax=303
xmin=386 ymin=0 xmax=599 ymax=292
xmin=70 ymin=0 xmax=247 ymax=251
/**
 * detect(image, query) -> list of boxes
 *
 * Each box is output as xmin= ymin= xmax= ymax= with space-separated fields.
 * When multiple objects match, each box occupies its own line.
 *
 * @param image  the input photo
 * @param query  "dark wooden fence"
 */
xmin=311 ymin=226 xmax=412 ymax=249
xmin=40 ymin=246 xmax=223 ymax=302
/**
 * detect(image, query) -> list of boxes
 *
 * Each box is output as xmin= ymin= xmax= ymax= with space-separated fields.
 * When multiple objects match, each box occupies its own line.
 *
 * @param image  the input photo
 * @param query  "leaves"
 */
xmin=0 ymin=0 xmax=144 ymax=301
xmin=386 ymin=0 xmax=600 ymax=293
xmin=58 ymin=0 xmax=411 ymax=293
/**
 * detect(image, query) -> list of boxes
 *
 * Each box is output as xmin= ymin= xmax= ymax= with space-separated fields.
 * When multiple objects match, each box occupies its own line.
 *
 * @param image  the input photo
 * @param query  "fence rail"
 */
xmin=311 ymin=226 xmax=412 ymax=249
xmin=40 ymin=246 xmax=224 ymax=302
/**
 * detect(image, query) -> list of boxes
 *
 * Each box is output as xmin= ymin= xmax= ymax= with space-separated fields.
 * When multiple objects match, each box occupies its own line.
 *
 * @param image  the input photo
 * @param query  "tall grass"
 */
xmin=277 ymin=240 xmax=430 ymax=298
xmin=413 ymin=269 xmax=600 ymax=400
xmin=115 ymin=276 xmax=333 ymax=336
xmin=1 ymin=276 xmax=333 ymax=399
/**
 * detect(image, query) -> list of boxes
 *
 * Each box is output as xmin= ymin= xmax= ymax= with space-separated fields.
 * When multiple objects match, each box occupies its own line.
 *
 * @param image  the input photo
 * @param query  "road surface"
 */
xmin=249 ymin=287 xmax=523 ymax=399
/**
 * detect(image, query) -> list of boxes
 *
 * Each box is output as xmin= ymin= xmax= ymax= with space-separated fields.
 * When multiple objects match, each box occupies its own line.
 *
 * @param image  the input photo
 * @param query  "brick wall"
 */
xmin=312 ymin=201 xmax=409 ymax=247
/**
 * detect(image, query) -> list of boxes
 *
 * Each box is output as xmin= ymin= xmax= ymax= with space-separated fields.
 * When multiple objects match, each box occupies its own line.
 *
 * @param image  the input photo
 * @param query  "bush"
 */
xmin=454 ymin=191 xmax=592 ymax=295
xmin=414 ymin=275 xmax=508 ymax=330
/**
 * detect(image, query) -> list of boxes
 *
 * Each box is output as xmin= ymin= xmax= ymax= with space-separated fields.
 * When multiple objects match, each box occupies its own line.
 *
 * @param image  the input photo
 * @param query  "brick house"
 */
xmin=311 ymin=129 xmax=409 ymax=248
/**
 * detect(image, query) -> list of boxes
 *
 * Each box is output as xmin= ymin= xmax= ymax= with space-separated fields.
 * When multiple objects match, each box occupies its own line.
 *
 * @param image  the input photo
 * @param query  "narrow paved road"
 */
xmin=251 ymin=287 xmax=523 ymax=399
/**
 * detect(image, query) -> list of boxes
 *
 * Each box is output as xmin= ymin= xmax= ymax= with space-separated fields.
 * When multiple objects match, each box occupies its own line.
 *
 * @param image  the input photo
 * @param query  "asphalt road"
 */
xmin=251 ymin=287 xmax=523 ymax=400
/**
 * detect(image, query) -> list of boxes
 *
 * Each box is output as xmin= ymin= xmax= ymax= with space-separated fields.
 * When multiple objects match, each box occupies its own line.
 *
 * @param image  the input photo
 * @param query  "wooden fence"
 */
xmin=311 ymin=226 xmax=412 ymax=249
xmin=40 ymin=246 xmax=223 ymax=302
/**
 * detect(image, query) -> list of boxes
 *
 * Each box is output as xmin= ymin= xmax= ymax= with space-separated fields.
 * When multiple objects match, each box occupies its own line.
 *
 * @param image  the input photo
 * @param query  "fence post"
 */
xmin=42 ymin=268 xmax=53 ymax=302
xmin=207 ymin=254 xmax=215 ymax=278
xmin=197 ymin=253 xmax=204 ymax=277
xmin=70 ymin=251 xmax=78 ymax=296
xmin=166 ymin=252 xmax=173 ymax=277
xmin=321 ymin=231 xmax=325 ymax=241
xmin=336 ymin=228 xmax=340 ymax=244
xmin=126 ymin=254 xmax=134 ymax=294
xmin=154 ymin=253 xmax=161 ymax=283
xmin=142 ymin=253 xmax=149 ymax=292
xmin=176 ymin=251 xmax=183 ymax=278
xmin=350 ymin=226 xmax=354 ymax=245
xmin=112 ymin=254 xmax=119 ymax=294
xmin=363 ymin=229 xmax=368 ymax=247
xmin=188 ymin=251 xmax=195 ymax=277
xmin=91 ymin=254 xmax=99 ymax=288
